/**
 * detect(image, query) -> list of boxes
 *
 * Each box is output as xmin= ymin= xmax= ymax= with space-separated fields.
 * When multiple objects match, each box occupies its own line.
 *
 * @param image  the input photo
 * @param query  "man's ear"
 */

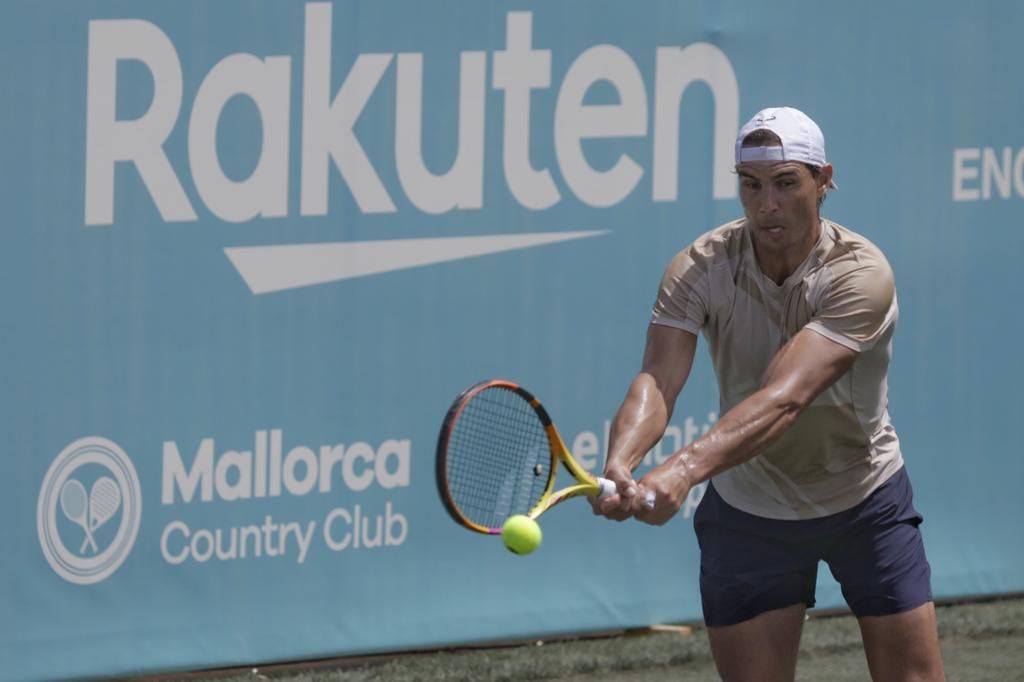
xmin=819 ymin=164 xmax=834 ymax=195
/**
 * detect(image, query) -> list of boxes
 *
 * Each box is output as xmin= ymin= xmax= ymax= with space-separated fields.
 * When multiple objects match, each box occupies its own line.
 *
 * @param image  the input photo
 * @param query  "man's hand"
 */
xmin=590 ymin=462 xmax=642 ymax=522
xmin=630 ymin=460 xmax=694 ymax=526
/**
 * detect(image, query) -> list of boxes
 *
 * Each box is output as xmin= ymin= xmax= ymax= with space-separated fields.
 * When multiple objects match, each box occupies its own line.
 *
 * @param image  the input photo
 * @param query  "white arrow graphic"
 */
xmin=224 ymin=230 xmax=608 ymax=294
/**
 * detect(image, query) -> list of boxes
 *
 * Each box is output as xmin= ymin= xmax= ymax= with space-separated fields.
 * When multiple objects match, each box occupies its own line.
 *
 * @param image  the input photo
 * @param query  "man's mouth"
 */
xmin=760 ymin=224 xmax=785 ymax=236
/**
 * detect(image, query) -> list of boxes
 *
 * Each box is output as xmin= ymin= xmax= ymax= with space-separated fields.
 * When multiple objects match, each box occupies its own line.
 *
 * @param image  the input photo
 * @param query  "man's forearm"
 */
xmin=669 ymin=385 xmax=801 ymax=486
xmin=606 ymin=373 xmax=673 ymax=473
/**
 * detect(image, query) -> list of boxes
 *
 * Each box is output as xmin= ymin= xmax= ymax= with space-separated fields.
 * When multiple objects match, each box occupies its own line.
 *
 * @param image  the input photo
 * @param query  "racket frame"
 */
xmin=436 ymin=379 xmax=602 ymax=534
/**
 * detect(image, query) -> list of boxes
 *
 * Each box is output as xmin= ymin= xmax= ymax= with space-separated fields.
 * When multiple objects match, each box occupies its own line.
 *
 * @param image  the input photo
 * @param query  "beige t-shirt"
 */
xmin=651 ymin=219 xmax=903 ymax=519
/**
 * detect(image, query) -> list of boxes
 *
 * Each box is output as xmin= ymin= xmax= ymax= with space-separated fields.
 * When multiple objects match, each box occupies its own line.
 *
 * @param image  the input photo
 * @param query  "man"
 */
xmin=593 ymin=107 xmax=946 ymax=681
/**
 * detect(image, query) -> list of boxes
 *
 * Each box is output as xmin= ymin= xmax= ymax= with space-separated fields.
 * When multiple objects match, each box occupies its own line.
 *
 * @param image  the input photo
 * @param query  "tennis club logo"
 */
xmin=37 ymin=437 xmax=142 ymax=584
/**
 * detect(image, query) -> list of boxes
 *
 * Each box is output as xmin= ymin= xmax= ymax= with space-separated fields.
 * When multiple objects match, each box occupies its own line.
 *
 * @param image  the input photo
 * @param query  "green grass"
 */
xmin=151 ymin=597 xmax=1024 ymax=682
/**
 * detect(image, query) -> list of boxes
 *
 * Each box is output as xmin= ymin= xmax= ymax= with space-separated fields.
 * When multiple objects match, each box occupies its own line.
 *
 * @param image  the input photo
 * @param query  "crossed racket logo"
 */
xmin=59 ymin=476 xmax=122 ymax=555
xmin=37 ymin=437 xmax=142 ymax=584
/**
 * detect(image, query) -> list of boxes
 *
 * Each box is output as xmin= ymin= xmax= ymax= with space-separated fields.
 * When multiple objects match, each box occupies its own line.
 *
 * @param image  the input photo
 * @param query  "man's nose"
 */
xmin=759 ymin=186 xmax=780 ymax=212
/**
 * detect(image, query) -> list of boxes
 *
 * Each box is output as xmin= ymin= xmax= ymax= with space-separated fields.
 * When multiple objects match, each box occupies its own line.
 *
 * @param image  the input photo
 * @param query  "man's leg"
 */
xmin=825 ymin=468 xmax=945 ymax=681
xmin=707 ymin=603 xmax=806 ymax=682
xmin=858 ymin=601 xmax=945 ymax=681
xmin=695 ymin=483 xmax=819 ymax=680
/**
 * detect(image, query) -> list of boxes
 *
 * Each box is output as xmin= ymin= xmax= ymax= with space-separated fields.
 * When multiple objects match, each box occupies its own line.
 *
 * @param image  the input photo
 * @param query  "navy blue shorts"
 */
xmin=694 ymin=466 xmax=933 ymax=627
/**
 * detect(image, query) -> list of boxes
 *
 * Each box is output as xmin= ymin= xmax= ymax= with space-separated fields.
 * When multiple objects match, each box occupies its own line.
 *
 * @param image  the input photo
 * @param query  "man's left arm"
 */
xmin=631 ymin=328 xmax=859 ymax=524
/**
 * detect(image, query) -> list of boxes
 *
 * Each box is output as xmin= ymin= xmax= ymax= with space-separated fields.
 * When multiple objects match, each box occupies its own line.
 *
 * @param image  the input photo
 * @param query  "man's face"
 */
xmin=736 ymin=160 xmax=830 ymax=257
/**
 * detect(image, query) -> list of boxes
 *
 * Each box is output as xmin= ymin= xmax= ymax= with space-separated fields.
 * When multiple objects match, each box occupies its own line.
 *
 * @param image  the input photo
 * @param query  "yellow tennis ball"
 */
xmin=501 ymin=515 xmax=542 ymax=555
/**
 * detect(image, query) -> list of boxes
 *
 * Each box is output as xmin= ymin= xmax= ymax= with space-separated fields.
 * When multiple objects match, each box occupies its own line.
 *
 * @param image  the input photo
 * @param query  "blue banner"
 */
xmin=2 ymin=1 xmax=1022 ymax=679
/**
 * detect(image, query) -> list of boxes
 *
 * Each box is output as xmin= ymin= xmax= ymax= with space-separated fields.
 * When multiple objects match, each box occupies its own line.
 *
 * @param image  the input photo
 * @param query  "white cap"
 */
xmin=735 ymin=106 xmax=837 ymax=188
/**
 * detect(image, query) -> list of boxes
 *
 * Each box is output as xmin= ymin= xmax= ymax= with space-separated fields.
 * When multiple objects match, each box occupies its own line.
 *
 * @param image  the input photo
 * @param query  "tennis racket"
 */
xmin=435 ymin=379 xmax=654 ymax=534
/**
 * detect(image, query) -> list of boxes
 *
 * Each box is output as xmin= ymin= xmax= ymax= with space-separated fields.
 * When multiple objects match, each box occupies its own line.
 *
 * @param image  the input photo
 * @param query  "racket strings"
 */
xmin=445 ymin=387 xmax=552 ymax=530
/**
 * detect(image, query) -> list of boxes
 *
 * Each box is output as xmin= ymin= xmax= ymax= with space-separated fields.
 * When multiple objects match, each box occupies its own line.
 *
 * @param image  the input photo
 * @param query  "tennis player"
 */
xmin=593 ymin=107 xmax=946 ymax=681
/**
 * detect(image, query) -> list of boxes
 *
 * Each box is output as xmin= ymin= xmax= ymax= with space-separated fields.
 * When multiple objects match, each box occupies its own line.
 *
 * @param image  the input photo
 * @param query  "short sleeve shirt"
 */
xmin=652 ymin=219 xmax=903 ymax=519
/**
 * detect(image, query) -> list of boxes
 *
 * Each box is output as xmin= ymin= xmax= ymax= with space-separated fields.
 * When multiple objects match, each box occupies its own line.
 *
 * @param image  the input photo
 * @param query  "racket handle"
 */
xmin=596 ymin=477 xmax=655 ymax=509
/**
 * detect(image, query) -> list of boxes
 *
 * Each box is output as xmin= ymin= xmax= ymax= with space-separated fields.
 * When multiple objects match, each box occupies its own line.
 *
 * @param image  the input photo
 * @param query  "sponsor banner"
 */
xmin=2 ymin=1 xmax=1022 ymax=680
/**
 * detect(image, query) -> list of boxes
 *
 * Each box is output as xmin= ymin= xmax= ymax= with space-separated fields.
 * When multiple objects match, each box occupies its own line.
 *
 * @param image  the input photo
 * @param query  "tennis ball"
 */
xmin=501 ymin=515 xmax=542 ymax=555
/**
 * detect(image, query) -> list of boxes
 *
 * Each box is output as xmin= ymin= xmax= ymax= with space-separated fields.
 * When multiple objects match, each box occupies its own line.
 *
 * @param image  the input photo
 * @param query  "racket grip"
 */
xmin=595 ymin=477 xmax=655 ymax=509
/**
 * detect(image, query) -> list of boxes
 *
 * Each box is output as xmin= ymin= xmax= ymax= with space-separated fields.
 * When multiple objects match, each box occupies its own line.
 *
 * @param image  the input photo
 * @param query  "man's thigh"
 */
xmin=708 ymin=603 xmax=807 ymax=682
xmin=824 ymin=467 xmax=933 ymax=617
xmin=695 ymin=483 xmax=820 ymax=626
xmin=858 ymin=602 xmax=946 ymax=681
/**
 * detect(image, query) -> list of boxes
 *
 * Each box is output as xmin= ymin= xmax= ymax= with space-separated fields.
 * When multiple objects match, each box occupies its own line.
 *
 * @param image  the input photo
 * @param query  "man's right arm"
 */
xmin=594 ymin=323 xmax=698 ymax=520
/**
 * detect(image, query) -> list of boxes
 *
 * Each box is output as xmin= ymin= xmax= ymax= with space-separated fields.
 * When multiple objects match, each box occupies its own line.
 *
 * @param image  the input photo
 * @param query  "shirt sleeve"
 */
xmin=804 ymin=260 xmax=897 ymax=352
xmin=650 ymin=246 xmax=709 ymax=334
